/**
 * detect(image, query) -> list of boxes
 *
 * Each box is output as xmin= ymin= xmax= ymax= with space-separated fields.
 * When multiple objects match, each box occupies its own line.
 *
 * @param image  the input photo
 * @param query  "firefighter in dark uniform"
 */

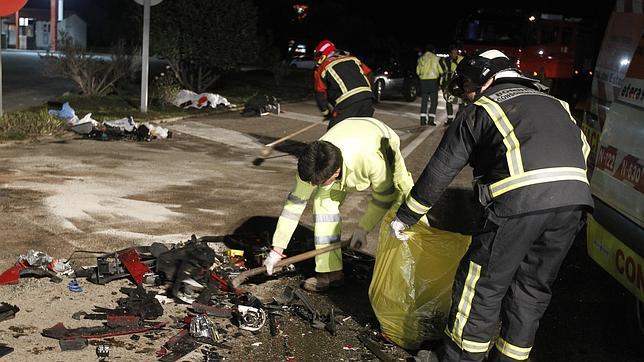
xmin=389 ymin=50 xmax=593 ymax=361
xmin=312 ymin=40 xmax=374 ymax=129
xmin=439 ymin=45 xmax=464 ymax=125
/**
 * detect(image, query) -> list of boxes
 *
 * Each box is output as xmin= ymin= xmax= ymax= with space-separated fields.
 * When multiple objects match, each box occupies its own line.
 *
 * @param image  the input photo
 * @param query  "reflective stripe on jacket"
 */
xmin=272 ymin=117 xmax=414 ymax=249
xmin=440 ymin=55 xmax=464 ymax=74
xmin=397 ymin=80 xmax=593 ymax=225
xmin=313 ymin=55 xmax=373 ymax=113
xmin=416 ymin=51 xmax=442 ymax=80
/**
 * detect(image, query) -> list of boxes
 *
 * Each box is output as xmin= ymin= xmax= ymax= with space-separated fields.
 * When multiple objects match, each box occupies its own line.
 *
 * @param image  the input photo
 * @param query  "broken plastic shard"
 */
xmin=68 ymin=279 xmax=82 ymax=293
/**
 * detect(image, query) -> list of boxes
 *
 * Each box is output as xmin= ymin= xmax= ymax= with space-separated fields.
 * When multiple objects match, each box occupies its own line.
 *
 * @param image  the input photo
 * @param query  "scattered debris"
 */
xmin=0 ymin=343 xmax=14 ymax=358
xmin=240 ymin=94 xmax=280 ymax=117
xmin=48 ymin=101 xmax=172 ymax=141
xmin=42 ymin=320 xmax=166 ymax=340
xmin=68 ymin=279 xmax=82 ymax=293
xmin=59 ymin=338 xmax=89 ymax=351
xmin=96 ymin=343 xmax=110 ymax=359
xmin=173 ymin=90 xmax=233 ymax=109
xmin=0 ymin=250 xmax=67 ymax=285
xmin=236 ymin=305 xmax=267 ymax=332
xmin=0 ymin=233 xmax=412 ymax=360
xmin=0 ymin=303 xmax=19 ymax=322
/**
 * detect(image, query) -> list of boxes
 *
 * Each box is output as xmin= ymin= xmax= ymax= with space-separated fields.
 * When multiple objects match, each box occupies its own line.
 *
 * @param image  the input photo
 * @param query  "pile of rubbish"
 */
xmin=0 ymin=234 xmax=403 ymax=361
xmin=48 ymin=102 xmax=171 ymax=141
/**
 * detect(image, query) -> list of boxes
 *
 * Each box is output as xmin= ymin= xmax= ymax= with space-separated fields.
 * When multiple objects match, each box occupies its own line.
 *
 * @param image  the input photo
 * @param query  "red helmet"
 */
xmin=314 ymin=40 xmax=336 ymax=63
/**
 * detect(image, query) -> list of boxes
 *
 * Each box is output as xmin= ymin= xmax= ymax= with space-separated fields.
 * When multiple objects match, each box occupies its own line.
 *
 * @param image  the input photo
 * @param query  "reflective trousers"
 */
xmin=312 ymin=188 xmax=347 ymax=273
xmin=443 ymin=206 xmax=585 ymax=362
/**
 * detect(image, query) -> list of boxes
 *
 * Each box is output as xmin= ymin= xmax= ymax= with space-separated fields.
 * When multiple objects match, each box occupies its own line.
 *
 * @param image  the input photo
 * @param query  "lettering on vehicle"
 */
xmin=614 ymin=154 xmax=644 ymax=193
xmin=616 ymin=249 xmax=644 ymax=294
xmin=620 ymin=82 xmax=644 ymax=104
xmin=596 ymin=145 xmax=617 ymax=172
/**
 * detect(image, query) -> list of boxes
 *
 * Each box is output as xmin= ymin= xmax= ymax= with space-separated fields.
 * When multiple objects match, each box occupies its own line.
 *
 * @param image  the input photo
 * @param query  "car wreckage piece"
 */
xmin=79 ymin=246 xmax=156 ymax=285
xmin=236 ymin=305 xmax=267 ymax=332
xmin=42 ymin=320 xmax=166 ymax=340
xmin=0 ymin=260 xmax=63 ymax=285
xmin=92 ymin=285 xmax=164 ymax=320
xmin=0 ymin=303 xmax=19 ymax=322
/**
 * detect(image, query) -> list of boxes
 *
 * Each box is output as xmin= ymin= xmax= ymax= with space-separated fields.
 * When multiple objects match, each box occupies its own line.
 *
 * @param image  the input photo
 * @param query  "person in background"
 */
xmin=416 ymin=44 xmax=442 ymax=126
xmin=439 ymin=45 xmax=464 ymax=125
xmin=312 ymin=40 xmax=375 ymax=129
xmin=264 ymin=117 xmax=415 ymax=292
xmin=390 ymin=49 xmax=593 ymax=361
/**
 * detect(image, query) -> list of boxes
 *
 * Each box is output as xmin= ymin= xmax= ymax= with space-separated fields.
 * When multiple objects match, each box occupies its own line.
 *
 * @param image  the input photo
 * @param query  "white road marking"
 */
xmin=271 ymin=111 xmax=322 ymax=123
xmin=401 ymin=125 xmax=438 ymax=158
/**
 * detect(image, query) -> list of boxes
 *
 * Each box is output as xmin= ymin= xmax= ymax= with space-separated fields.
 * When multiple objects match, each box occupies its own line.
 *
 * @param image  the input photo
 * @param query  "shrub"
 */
xmin=151 ymin=67 xmax=182 ymax=107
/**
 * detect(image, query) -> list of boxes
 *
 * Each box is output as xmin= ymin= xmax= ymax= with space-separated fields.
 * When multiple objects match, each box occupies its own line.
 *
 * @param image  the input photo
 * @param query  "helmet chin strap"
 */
xmin=316 ymin=54 xmax=327 ymax=65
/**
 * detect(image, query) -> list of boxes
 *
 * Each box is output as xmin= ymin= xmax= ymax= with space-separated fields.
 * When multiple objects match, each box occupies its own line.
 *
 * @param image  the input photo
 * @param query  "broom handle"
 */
xmin=264 ymin=119 xmax=327 ymax=148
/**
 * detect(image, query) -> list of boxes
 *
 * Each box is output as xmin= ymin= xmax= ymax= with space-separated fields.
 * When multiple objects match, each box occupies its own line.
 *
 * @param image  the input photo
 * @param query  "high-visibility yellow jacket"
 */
xmin=272 ymin=117 xmax=414 ymax=249
xmin=416 ymin=51 xmax=442 ymax=80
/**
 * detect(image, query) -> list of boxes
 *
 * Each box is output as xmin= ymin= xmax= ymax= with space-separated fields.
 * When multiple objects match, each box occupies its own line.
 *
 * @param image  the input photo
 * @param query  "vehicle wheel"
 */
xmin=373 ymin=80 xmax=385 ymax=103
xmin=404 ymin=82 xmax=418 ymax=102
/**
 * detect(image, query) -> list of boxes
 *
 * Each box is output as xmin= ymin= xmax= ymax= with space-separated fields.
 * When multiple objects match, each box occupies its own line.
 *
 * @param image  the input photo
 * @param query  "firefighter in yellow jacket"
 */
xmin=264 ymin=117 xmax=415 ymax=292
xmin=417 ymin=44 xmax=443 ymax=126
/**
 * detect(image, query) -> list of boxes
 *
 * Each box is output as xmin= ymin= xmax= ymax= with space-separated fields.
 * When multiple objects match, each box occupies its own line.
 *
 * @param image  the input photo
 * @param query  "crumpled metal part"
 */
xmin=189 ymin=315 xmax=219 ymax=342
xmin=18 ymin=250 xmax=53 ymax=267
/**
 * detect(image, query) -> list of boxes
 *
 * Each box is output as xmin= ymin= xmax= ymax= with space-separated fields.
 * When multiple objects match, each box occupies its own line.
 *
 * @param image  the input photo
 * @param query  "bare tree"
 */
xmin=41 ymin=35 xmax=139 ymax=97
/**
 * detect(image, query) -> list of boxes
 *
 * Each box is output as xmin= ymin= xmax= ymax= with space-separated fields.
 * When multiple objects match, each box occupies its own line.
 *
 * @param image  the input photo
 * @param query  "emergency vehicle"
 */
xmin=581 ymin=0 xmax=644 ymax=333
xmin=456 ymin=8 xmax=597 ymax=100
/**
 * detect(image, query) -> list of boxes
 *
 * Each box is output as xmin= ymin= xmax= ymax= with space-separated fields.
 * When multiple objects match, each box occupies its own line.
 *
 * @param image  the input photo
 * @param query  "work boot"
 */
xmin=302 ymin=271 xmax=344 ymax=292
xmin=420 ymin=116 xmax=428 ymax=126
xmin=428 ymin=118 xmax=437 ymax=126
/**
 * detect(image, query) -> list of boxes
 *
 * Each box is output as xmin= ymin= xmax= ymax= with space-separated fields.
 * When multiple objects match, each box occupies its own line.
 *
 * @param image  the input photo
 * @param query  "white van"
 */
xmin=582 ymin=0 xmax=644 ymax=326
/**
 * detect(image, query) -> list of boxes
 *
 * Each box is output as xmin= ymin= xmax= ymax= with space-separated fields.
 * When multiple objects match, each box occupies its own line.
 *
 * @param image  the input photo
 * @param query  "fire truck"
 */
xmin=455 ymin=8 xmax=597 ymax=100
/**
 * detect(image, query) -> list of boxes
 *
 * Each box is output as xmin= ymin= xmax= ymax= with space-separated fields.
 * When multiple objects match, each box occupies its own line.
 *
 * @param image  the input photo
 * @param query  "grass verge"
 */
xmin=1 ymin=67 xmax=314 ymax=141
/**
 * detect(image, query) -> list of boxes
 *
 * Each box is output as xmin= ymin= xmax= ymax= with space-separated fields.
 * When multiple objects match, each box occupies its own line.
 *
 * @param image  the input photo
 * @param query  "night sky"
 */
xmin=23 ymin=0 xmax=616 ymax=56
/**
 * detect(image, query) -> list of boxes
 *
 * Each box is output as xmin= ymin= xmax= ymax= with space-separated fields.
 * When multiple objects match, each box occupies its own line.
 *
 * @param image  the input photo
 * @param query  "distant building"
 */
xmin=1 ymin=8 xmax=86 ymax=50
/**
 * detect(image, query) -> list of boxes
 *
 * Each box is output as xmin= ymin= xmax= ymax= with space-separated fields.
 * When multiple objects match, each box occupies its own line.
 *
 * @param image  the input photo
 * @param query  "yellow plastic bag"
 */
xmin=369 ymin=209 xmax=471 ymax=350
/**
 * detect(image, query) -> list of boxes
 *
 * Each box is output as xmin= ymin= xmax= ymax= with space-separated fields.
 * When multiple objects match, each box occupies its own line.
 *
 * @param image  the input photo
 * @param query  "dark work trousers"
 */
xmin=419 ymin=79 xmax=439 ymax=123
xmin=442 ymin=206 xmax=585 ymax=362
xmin=446 ymin=102 xmax=458 ymax=123
xmin=327 ymin=98 xmax=374 ymax=130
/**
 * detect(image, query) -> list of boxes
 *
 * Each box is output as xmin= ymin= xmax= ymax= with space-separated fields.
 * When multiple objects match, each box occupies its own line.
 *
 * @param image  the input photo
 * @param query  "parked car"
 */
xmin=366 ymin=53 xmax=419 ymax=102
xmin=288 ymin=54 xmax=316 ymax=70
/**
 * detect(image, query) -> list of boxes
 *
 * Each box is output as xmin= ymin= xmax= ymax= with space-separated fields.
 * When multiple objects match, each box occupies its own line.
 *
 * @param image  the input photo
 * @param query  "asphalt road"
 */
xmin=0 ymin=87 xmax=642 ymax=360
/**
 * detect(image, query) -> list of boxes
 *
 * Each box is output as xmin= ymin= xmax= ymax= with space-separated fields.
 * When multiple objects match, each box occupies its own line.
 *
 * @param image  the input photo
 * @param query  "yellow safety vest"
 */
xmin=417 ymin=52 xmax=442 ymax=80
